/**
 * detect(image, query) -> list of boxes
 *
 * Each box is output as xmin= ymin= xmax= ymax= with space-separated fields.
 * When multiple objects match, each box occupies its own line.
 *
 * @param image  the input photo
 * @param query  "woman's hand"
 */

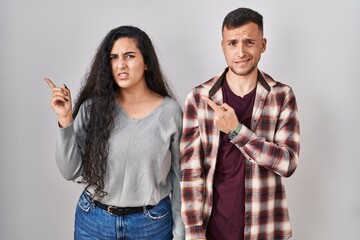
xmin=44 ymin=78 xmax=73 ymax=128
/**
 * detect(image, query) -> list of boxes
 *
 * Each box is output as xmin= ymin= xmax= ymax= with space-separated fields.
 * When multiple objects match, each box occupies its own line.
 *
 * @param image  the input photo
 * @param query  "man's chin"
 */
xmin=229 ymin=66 xmax=257 ymax=77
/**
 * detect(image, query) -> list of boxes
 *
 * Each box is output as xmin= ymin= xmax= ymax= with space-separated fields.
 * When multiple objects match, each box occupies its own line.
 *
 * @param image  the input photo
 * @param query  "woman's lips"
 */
xmin=118 ymin=72 xmax=128 ymax=79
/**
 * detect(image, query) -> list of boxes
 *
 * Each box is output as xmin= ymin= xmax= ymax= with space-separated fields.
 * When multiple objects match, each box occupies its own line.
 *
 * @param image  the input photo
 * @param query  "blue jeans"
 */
xmin=74 ymin=191 xmax=173 ymax=240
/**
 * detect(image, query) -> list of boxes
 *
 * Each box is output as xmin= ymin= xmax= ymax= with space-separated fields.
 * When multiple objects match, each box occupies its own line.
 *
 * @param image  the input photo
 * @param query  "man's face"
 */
xmin=222 ymin=22 xmax=266 ymax=77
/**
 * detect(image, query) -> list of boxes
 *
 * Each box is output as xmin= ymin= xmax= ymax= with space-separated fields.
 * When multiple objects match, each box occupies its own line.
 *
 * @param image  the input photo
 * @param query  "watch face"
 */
xmin=228 ymin=131 xmax=237 ymax=140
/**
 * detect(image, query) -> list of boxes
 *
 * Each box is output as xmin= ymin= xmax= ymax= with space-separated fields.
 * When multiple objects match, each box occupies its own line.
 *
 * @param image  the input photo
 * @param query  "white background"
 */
xmin=1 ymin=0 xmax=359 ymax=239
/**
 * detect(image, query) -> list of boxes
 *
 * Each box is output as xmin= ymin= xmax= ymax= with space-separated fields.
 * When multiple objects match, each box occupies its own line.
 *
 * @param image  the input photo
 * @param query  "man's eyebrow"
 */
xmin=239 ymin=36 xmax=259 ymax=42
xmin=226 ymin=39 xmax=238 ymax=43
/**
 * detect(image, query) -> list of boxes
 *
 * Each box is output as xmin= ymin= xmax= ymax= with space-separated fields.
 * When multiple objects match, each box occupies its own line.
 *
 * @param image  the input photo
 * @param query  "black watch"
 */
xmin=227 ymin=124 xmax=242 ymax=140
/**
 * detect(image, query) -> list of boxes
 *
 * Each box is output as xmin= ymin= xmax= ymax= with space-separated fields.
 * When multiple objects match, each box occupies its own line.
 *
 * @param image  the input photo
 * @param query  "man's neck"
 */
xmin=225 ymin=69 xmax=258 ymax=97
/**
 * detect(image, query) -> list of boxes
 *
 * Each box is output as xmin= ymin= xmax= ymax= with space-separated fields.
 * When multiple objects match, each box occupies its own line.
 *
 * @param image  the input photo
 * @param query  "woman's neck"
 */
xmin=117 ymin=86 xmax=152 ymax=104
xmin=116 ymin=87 xmax=164 ymax=120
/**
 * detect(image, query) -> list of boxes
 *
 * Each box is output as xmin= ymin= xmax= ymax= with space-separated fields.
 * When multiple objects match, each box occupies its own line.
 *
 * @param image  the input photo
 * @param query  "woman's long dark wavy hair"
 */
xmin=72 ymin=26 xmax=174 ymax=198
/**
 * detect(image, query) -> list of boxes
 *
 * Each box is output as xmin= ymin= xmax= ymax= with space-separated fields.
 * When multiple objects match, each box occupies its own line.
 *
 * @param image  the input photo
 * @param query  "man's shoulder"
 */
xmin=260 ymin=70 xmax=293 ymax=91
xmin=188 ymin=70 xmax=224 ymax=94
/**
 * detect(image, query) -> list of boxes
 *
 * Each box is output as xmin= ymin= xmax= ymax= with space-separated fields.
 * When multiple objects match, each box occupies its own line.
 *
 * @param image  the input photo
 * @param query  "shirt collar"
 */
xmin=208 ymin=68 xmax=271 ymax=98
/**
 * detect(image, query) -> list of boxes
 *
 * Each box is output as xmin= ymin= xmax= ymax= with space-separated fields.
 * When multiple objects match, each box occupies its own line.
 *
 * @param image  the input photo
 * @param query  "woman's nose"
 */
xmin=117 ymin=60 xmax=126 ymax=69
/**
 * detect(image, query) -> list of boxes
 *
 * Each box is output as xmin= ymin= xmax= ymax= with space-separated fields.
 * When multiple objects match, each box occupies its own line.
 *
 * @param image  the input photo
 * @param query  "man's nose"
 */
xmin=237 ymin=43 xmax=245 ymax=57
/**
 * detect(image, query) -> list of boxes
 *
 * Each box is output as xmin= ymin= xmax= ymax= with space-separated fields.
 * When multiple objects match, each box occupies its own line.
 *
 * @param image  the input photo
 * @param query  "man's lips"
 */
xmin=234 ymin=58 xmax=250 ymax=66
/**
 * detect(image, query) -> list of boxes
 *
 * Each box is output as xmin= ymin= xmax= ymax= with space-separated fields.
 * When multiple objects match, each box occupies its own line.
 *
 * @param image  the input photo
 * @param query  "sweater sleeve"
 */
xmin=170 ymin=101 xmax=185 ymax=240
xmin=55 ymin=102 xmax=88 ymax=181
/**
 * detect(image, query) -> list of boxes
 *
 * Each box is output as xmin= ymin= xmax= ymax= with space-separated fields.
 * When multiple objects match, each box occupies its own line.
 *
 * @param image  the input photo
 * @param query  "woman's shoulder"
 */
xmin=163 ymin=97 xmax=183 ymax=114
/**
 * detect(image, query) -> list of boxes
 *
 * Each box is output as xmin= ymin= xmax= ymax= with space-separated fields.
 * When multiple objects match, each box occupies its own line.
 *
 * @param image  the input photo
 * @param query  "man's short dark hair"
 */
xmin=222 ymin=8 xmax=263 ymax=33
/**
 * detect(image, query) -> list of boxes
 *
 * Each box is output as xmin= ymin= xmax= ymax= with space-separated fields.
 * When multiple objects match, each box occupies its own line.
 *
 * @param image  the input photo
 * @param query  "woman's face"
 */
xmin=110 ymin=37 xmax=147 ymax=90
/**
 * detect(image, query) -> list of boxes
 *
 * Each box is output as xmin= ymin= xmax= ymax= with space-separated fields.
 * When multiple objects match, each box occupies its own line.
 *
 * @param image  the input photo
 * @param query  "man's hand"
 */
xmin=202 ymin=96 xmax=239 ymax=133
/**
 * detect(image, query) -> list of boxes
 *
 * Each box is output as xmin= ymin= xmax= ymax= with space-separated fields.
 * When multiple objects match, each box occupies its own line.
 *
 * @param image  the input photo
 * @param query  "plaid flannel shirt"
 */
xmin=180 ymin=68 xmax=300 ymax=240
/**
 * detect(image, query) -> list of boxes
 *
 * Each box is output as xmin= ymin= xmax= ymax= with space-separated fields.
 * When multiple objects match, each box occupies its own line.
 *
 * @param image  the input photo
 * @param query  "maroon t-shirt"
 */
xmin=206 ymin=78 xmax=256 ymax=240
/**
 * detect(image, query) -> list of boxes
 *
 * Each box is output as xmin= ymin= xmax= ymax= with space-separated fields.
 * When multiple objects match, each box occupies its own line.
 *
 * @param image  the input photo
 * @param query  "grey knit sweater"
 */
xmin=55 ymin=96 xmax=184 ymax=239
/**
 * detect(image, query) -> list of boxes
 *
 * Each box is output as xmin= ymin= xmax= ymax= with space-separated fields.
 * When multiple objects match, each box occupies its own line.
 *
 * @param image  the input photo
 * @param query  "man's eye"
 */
xmin=246 ymin=41 xmax=255 ymax=46
xmin=125 ymin=55 xmax=135 ymax=59
xmin=110 ymin=55 xmax=117 ymax=60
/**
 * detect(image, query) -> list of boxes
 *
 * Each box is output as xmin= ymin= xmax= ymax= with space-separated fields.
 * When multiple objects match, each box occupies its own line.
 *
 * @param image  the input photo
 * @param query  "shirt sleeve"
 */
xmin=180 ymin=92 xmax=207 ymax=239
xmin=231 ymin=86 xmax=300 ymax=177
xmin=55 ymin=102 xmax=89 ymax=181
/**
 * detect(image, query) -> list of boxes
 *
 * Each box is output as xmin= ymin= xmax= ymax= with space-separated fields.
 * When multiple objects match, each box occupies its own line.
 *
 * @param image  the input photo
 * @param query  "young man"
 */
xmin=180 ymin=8 xmax=300 ymax=240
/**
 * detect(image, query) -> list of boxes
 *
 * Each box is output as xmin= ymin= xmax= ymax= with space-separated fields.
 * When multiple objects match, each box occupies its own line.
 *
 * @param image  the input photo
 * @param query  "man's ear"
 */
xmin=261 ymin=38 xmax=267 ymax=53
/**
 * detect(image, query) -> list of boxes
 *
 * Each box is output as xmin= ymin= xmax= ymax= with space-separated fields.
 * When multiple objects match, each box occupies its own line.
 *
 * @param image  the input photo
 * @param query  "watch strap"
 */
xmin=227 ymin=123 xmax=242 ymax=140
xmin=234 ymin=123 xmax=242 ymax=134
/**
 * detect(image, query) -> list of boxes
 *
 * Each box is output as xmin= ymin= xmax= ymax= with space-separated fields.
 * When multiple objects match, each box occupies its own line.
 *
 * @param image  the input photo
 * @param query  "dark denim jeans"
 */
xmin=74 ymin=191 xmax=173 ymax=240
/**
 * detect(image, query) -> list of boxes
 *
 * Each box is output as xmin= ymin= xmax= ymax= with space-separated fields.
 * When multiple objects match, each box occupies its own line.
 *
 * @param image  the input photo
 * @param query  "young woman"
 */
xmin=45 ymin=26 xmax=184 ymax=239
